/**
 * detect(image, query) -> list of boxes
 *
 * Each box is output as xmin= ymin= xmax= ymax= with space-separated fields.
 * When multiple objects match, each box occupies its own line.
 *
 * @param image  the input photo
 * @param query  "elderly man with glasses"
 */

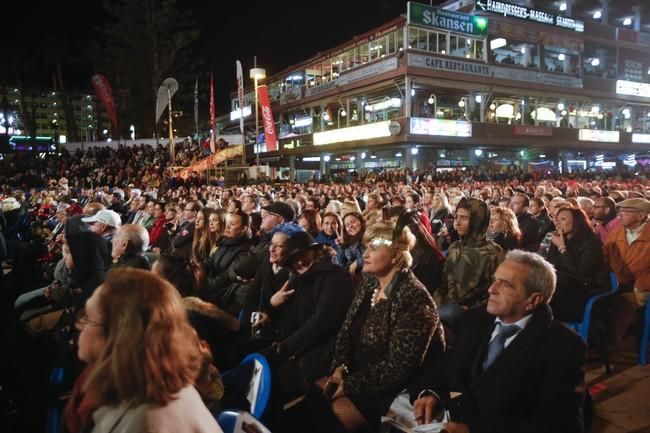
xmin=604 ymin=198 xmax=650 ymax=350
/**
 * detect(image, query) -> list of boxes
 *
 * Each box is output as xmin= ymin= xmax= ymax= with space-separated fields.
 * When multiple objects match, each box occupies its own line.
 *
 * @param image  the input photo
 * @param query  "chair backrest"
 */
xmin=221 ymin=353 xmax=271 ymax=419
xmin=241 ymin=353 xmax=271 ymax=419
xmin=609 ymin=272 xmax=618 ymax=292
xmin=217 ymin=410 xmax=272 ymax=433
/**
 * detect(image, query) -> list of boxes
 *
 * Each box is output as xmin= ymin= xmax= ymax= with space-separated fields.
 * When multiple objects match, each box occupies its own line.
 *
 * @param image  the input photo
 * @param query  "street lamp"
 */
xmin=337 ymin=107 xmax=347 ymax=128
xmin=250 ymin=64 xmax=266 ymax=173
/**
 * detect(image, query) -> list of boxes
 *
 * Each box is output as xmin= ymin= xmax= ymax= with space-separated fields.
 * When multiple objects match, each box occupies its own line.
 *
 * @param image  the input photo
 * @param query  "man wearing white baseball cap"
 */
xmin=82 ymin=209 xmax=122 ymax=258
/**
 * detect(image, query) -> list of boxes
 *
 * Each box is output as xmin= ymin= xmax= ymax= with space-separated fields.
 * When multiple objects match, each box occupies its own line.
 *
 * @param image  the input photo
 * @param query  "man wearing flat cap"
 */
xmin=253 ymin=201 xmax=296 ymax=260
xmin=603 ymin=198 xmax=650 ymax=349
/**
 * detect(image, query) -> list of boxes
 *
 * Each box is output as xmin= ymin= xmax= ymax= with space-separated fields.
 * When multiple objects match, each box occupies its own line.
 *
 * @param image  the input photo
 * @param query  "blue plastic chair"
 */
xmin=221 ymin=353 xmax=271 ymax=419
xmin=46 ymin=367 xmax=65 ymax=433
xmin=639 ymin=298 xmax=650 ymax=365
xmin=566 ymin=272 xmax=619 ymax=343
xmin=217 ymin=410 xmax=272 ymax=433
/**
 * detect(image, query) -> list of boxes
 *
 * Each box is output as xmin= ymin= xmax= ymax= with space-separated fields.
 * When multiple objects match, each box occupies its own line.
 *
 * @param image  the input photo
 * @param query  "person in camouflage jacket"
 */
xmin=435 ymin=197 xmax=504 ymax=322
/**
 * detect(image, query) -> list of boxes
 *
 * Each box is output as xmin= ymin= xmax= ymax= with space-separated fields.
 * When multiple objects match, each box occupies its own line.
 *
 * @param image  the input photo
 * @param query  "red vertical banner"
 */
xmin=91 ymin=74 xmax=118 ymax=133
xmin=257 ymin=85 xmax=277 ymax=152
xmin=209 ymin=72 xmax=216 ymax=153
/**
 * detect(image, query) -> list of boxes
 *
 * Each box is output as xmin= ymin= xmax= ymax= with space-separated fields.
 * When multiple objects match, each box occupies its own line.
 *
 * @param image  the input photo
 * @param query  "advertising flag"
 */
xmin=257 ymin=85 xmax=277 ymax=152
xmin=236 ymin=60 xmax=245 ymax=136
xmin=209 ymin=73 xmax=216 ymax=153
xmin=90 ymin=74 xmax=119 ymax=132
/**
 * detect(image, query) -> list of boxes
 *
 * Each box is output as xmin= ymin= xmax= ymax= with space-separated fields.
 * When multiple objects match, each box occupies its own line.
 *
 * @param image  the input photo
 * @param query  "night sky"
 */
xmin=4 ymin=0 xmax=445 ymax=114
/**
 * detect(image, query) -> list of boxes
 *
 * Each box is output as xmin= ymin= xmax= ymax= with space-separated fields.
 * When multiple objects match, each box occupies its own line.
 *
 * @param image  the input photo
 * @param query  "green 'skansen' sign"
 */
xmin=408 ymin=2 xmax=488 ymax=37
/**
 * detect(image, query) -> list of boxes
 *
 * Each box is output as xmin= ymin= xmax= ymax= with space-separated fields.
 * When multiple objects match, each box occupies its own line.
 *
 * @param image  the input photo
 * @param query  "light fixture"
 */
xmin=102 ymin=129 xmax=108 ymax=134
xmin=591 ymin=58 xmax=600 ymax=67
xmin=324 ymin=155 xmax=331 ymax=162
xmin=428 ymin=95 xmax=435 ymax=105
xmin=623 ymin=108 xmax=631 ymax=119
xmin=361 ymin=152 xmax=366 ymax=159
xmin=593 ymin=10 xmax=602 ymax=19
xmin=370 ymin=154 xmax=377 ymax=159
xmin=410 ymin=88 xmax=415 ymax=96
xmin=458 ymin=98 xmax=465 ymax=108
xmin=623 ymin=17 xmax=632 ymax=26
xmin=395 ymin=152 xmax=403 ymax=157
xmin=411 ymin=147 xmax=419 ymax=155
xmin=350 ymin=156 xmax=356 ymax=161
xmin=559 ymin=2 xmax=567 ymax=11
xmin=540 ymin=154 xmax=547 ymax=158
xmin=323 ymin=112 xmax=330 ymax=121
xmin=490 ymin=38 xmax=507 ymax=50
xmin=340 ymin=109 xmax=347 ymax=117
xmin=474 ymin=149 xmax=483 ymax=157
xmin=520 ymin=46 xmax=526 ymax=54
xmin=475 ymin=95 xmax=482 ymax=104
xmin=558 ymin=53 xmax=566 ymax=61
xmin=561 ymin=110 xmax=568 ymax=116
xmin=591 ymin=105 xmax=600 ymax=113
xmin=489 ymin=103 xmax=496 ymax=110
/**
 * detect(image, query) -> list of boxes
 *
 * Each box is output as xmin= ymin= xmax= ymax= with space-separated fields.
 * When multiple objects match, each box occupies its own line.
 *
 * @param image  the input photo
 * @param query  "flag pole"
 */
xmin=167 ymin=87 xmax=175 ymax=165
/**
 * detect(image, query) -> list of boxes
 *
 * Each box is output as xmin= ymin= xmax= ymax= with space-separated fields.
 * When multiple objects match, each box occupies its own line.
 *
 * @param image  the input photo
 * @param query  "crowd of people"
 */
xmin=1 ymin=143 xmax=649 ymax=433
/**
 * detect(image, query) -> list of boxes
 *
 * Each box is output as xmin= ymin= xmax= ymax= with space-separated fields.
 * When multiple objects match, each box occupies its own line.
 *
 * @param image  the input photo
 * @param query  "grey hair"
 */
xmin=118 ymin=224 xmax=150 ymax=252
xmin=505 ymin=250 xmax=556 ymax=302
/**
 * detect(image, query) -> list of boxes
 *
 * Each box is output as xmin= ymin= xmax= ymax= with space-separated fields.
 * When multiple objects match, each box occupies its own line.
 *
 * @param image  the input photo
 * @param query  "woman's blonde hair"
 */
xmin=85 ymin=269 xmax=202 ymax=406
xmin=363 ymin=221 xmax=415 ymax=269
xmin=341 ymin=198 xmax=362 ymax=216
xmin=490 ymin=207 xmax=522 ymax=238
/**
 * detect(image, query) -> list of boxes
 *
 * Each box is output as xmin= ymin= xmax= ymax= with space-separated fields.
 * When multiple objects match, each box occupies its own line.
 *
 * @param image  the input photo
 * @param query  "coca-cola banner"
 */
xmin=91 ymin=74 xmax=118 ymax=132
xmin=257 ymin=85 xmax=277 ymax=152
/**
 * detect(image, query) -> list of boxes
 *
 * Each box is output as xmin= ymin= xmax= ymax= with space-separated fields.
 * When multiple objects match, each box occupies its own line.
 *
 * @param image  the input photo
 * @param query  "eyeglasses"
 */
xmin=75 ymin=312 xmax=102 ymax=329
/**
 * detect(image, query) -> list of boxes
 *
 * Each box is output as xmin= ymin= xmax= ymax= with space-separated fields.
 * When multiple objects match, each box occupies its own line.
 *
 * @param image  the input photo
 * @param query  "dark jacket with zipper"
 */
xmin=199 ymin=235 xmax=253 ymax=311
xmin=547 ymin=232 xmax=610 ymax=322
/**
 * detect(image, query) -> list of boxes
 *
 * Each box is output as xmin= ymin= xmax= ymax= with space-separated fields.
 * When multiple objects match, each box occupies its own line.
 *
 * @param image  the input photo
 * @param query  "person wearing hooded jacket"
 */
xmin=435 ymin=198 xmax=504 ymax=325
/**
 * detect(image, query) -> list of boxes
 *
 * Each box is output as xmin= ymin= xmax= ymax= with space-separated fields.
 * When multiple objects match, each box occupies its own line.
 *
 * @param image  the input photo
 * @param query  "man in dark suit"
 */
xmin=409 ymin=250 xmax=586 ymax=433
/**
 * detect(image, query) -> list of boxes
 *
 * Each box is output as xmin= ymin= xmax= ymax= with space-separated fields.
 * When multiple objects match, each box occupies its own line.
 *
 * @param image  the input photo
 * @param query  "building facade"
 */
xmin=219 ymin=0 xmax=650 ymax=180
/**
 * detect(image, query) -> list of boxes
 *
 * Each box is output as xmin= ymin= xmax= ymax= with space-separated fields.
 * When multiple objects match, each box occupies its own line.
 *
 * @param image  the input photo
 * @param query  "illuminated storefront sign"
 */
xmin=475 ymin=0 xmax=584 ymax=32
xmin=578 ymin=129 xmax=620 ymax=143
xmin=408 ymin=53 xmax=583 ymax=88
xmin=230 ymin=105 xmax=251 ymax=121
xmin=313 ymin=121 xmax=395 ymax=146
xmin=616 ymin=80 xmax=650 ymax=98
xmin=632 ymin=133 xmax=650 ymax=144
xmin=408 ymin=2 xmax=488 ymax=37
xmin=337 ymin=57 xmax=399 ymax=87
xmin=410 ymin=118 xmax=472 ymax=137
